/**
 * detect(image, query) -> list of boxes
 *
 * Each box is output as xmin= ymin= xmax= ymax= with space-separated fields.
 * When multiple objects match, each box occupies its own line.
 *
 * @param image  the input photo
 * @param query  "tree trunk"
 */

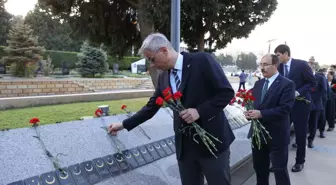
xmin=138 ymin=2 xmax=162 ymax=89
xmin=197 ymin=31 xmax=205 ymax=52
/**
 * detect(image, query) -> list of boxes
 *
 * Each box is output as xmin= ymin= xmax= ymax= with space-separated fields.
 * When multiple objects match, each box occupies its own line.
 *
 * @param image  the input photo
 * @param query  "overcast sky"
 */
xmin=5 ymin=0 xmax=336 ymax=65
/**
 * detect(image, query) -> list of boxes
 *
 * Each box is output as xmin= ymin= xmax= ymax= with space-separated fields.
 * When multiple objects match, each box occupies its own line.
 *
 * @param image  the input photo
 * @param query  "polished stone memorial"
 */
xmin=1 ymin=107 xmax=251 ymax=185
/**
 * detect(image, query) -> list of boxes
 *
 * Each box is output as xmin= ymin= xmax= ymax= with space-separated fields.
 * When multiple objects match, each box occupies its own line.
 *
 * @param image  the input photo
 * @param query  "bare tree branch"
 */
xmin=125 ymin=0 xmax=139 ymax=8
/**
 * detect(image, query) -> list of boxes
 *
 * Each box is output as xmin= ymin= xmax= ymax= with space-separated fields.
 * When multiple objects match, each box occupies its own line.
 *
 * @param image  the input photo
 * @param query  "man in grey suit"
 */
xmin=108 ymin=33 xmax=235 ymax=185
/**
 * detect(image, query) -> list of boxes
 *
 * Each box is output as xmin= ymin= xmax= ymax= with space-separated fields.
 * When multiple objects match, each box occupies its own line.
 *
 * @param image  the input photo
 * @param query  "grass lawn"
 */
xmin=0 ymin=98 xmax=149 ymax=130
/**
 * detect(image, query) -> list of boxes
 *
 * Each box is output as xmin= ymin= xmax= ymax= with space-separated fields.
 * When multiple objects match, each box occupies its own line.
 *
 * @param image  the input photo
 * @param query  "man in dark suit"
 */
xmin=307 ymin=61 xmax=327 ymax=148
xmin=275 ymin=44 xmax=316 ymax=172
xmin=326 ymin=70 xmax=336 ymax=131
xmin=108 ymin=33 xmax=235 ymax=185
xmin=316 ymin=68 xmax=328 ymax=138
xmin=245 ymin=54 xmax=295 ymax=185
xmin=327 ymin=66 xmax=336 ymax=132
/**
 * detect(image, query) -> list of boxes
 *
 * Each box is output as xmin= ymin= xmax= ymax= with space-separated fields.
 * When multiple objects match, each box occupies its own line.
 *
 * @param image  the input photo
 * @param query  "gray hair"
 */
xmin=138 ymin=33 xmax=174 ymax=55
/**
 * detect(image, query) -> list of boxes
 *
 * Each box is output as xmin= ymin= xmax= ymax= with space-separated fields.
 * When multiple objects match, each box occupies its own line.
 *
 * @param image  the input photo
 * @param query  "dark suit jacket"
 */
xmin=331 ymin=77 xmax=336 ymax=93
xmin=278 ymin=59 xmax=316 ymax=111
xmin=122 ymin=52 xmax=235 ymax=159
xmin=311 ymin=74 xmax=327 ymax=111
xmin=316 ymin=72 xmax=328 ymax=102
xmin=251 ymin=75 xmax=295 ymax=146
xmin=328 ymin=85 xmax=336 ymax=101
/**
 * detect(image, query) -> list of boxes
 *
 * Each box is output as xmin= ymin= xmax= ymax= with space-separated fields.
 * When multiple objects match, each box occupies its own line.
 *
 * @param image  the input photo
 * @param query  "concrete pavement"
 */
xmin=242 ymin=128 xmax=336 ymax=185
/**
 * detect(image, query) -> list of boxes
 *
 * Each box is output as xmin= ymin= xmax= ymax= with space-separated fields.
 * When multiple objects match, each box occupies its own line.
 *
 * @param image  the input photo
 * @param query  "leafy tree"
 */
xmin=236 ymin=52 xmax=257 ymax=70
xmin=182 ymin=0 xmax=278 ymax=51
xmin=0 ymin=0 xmax=12 ymax=45
xmin=76 ymin=41 xmax=109 ymax=78
xmin=216 ymin=54 xmax=234 ymax=66
xmin=25 ymin=3 xmax=82 ymax=51
xmin=39 ymin=0 xmax=277 ymax=87
xmin=2 ymin=21 xmax=45 ymax=77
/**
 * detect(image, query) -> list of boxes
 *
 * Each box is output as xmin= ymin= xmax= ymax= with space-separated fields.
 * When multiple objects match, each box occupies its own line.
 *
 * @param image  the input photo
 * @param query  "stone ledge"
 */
xmin=0 ymin=90 xmax=154 ymax=110
xmin=0 ymin=109 xmax=252 ymax=185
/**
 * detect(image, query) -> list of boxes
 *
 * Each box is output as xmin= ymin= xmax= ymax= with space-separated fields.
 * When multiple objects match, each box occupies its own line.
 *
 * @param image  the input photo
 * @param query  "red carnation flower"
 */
xmin=238 ymin=89 xmax=246 ymax=93
xmin=163 ymin=87 xmax=172 ymax=97
xmin=246 ymin=89 xmax=252 ymax=96
xmin=229 ymin=97 xmax=236 ymax=105
xmin=121 ymin=105 xmax=127 ymax=110
xmin=29 ymin=118 xmax=40 ymax=125
xmin=311 ymin=88 xmax=316 ymax=92
xmin=95 ymin=109 xmax=103 ymax=117
xmin=156 ymin=97 xmax=164 ymax=106
xmin=164 ymin=94 xmax=173 ymax=101
xmin=173 ymin=91 xmax=183 ymax=100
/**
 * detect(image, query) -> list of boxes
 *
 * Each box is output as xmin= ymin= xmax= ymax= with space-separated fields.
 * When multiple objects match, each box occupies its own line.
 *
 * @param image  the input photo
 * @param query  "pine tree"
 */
xmin=76 ymin=41 xmax=109 ymax=77
xmin=2 ymin=21 xmax=45 ymax=77
xmin=0 ymin=0 xmax=12 ymax=45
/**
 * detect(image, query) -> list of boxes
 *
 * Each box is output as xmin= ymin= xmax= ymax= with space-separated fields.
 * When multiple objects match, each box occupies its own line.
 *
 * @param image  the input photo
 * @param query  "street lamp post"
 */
xmin=267 ymin=39 xmax=276 ymax=53
xmin=170 ymin=0 xmax=180 ymax=52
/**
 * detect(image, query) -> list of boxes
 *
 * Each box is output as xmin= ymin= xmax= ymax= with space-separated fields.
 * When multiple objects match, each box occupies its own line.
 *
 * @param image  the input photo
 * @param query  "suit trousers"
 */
xmin=291 ymin=107 xmax=310 ymax=164
xmin=178 ymin=148 xmax=231 ymax=185
xmin=308 ymin=110 xmax=320 ymax=142
xmin=318 ymin=102 xmax=327 ymax=132
xmin=252 ymin=144 xmax=291 ymax=185
xmin=326 ymin=100 xmax=335 ymax=128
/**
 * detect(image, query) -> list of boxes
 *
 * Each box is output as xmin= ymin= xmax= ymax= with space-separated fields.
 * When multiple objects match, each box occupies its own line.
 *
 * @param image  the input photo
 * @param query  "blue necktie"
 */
xmin=284 ymin=65 xmax=289 ymax=78
xmin=261 ymin=79 xmax=269 ymax=102
xmin=172 ymin=69 xmax=181 ymax=90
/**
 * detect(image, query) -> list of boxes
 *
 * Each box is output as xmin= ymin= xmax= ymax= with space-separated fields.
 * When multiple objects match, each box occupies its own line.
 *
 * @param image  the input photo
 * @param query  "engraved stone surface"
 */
xmin=1 ymin=108 xmax=251 ymax=185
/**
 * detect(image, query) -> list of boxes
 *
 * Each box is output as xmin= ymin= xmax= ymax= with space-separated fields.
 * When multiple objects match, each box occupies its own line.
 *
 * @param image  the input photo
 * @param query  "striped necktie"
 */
xmin=172 ymin=69 xmax=181 ymax=90
xmin=261 ymin=79 xmax=269 ymax=102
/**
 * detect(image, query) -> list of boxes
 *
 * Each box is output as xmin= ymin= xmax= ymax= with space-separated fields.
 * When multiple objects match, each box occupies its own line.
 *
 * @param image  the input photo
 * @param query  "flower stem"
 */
xmin=33 ymin=125 xmax=65 ymax=173
xmin=100 ymin=118 xmax=124 ymax=154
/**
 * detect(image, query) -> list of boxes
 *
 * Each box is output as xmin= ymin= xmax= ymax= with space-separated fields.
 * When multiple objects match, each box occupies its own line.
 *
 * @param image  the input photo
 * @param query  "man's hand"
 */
xmin=179 ymin=108 xmax=200 ymax=124
xmin=295 ymin=91 xmax=300 ymax=97
xmin=244 ymin=111 xmax=251 ymax=119
xmin=108 ymin=123 xmax=124 ymax=136
xmin=247 ymin=110 xmax=262 ymax=119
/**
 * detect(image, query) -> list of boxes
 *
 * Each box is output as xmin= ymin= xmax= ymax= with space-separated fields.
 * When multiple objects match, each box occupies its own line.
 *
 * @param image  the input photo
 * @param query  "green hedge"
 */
xmin=0 ymin=46 xmax=141 ymax=70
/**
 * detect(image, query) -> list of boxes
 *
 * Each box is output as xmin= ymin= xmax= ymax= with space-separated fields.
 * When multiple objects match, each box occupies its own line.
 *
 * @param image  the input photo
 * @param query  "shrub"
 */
xmin=76 ymin=41 xmax=109 ymax=77
xmin=0 ymin=46 xmax=142 ymax=71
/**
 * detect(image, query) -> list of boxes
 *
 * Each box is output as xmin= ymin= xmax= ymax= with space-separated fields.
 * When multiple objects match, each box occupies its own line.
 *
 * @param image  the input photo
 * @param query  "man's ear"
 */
xmin=160 ymin=47 xmax=168 ymax=53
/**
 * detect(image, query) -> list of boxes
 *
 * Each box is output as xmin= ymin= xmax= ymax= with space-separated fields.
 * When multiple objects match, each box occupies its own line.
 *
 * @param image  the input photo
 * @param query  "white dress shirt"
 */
xmin=284 ymin=58 xmax=292 ymax=74
xmin=265 ymin=72 xmax=279 ymax=90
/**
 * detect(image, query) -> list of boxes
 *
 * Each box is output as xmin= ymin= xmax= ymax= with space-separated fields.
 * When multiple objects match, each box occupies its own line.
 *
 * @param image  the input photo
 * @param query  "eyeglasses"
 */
xmin=146 ymin=48 xmax=161 ymax=64
xmin=147 ymin=56 xmax=156 ymax=63
xmin=259 ymin=63 xmax=273 ymax=67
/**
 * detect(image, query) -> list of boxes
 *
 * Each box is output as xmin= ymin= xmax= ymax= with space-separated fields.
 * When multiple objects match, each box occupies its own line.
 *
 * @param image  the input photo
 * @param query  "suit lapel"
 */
xmin=278 ymin=63 xmax=284 ymax=76
xmin=253 ymin=80 xmax=263 ymax=108
xmin=287 ymin=59 xmax=296 ymax=79
xmin=260 ymin=75 xmax=282 ymax=107
xmin=179 ymin=52 xmax=192 ymax=93
xmin=161 ymin=70 xmax=171 ymax=92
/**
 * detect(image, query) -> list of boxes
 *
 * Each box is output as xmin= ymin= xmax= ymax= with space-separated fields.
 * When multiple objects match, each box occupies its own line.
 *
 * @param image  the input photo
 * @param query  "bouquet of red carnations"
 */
xmin=230 ymin=89 xmax=272 ymax=150
xmin=155 ymin=87 xmax=222 ymax=158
